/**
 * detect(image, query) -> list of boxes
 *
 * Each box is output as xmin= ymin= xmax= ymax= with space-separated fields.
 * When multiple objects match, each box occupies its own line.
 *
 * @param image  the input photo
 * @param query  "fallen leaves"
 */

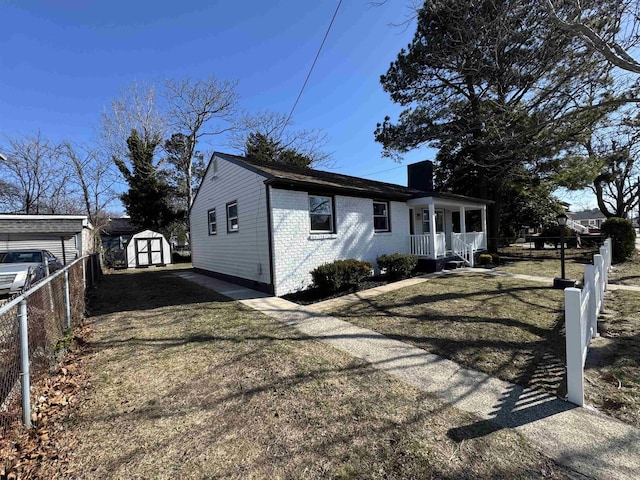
xmin=0 ymin=323 xmax=91 ymax=480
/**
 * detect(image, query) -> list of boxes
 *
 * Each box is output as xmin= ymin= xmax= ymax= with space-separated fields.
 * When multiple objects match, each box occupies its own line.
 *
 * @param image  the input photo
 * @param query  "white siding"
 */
xmin=190 ymin=156 xmax=271 ymax=286
xmin=270 ymin=188 xmax=410 ymax=296
xmin=0 ymin=234 xmax=78 ymax=264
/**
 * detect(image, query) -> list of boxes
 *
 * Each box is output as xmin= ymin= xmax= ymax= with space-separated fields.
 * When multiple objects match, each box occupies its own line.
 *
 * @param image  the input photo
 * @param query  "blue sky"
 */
xmin=0 ymin=0 xmax=596 ymax=209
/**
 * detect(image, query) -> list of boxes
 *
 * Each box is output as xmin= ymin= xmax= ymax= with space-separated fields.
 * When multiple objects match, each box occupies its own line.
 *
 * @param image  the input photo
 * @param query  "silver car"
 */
xmin=0 ymin=249 xmax=63 ymax=296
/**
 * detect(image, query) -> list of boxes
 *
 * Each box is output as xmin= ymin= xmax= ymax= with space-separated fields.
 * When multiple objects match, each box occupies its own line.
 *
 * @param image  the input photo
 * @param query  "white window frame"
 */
xmin=309 ymin=195 xmax=334 ymax=233
xmin=226 ymin=201 xmax=239 ymax=233
xmin=373 ymin=200 xmax=390 ymax=232
xmin=207 ymin=208 xmax=217 ymax=235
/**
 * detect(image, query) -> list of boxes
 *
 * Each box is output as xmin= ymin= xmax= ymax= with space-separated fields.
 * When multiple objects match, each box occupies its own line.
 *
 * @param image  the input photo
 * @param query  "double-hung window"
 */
xmin=373 ymin=201 xmax=390 ymax=232
xmin=309 ymin=195 xmax=334 ymax=233
xmin=226 ymin=201 xmax=238 ymax=232
xmin=207 ymin=208 xmax=217 ymax=235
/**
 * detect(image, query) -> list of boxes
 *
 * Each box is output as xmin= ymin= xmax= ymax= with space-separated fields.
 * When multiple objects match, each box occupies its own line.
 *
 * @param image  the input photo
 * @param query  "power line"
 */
xmin=358 ymin=165 xmax=404 ymax=177
xmin=280 ymin=0 xmax=343 ymax=138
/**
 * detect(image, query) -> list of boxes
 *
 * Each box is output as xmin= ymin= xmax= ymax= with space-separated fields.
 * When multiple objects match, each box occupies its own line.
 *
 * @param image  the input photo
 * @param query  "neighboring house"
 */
xmin=189 ymin=153 xmax=491 ymax=296
xmin=101 ymin=217 xmax=138 ymax=267
xmin=568 ymin=209 xmax=607 ymax=231
xmin=0 ymin=214 xmax=94 ymax=264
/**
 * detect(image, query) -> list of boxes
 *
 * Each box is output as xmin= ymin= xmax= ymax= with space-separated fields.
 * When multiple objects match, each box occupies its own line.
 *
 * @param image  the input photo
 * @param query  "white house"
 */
xmin=189 ymin=153 xmax=491 ymax=296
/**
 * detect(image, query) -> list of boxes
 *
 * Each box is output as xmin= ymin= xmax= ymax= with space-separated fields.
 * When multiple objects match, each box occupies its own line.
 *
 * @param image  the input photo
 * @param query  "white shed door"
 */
xmin=135 ymin=237 xmax=164 ymax=266
xmin=136 ymin=239 xmax=150 ymax=266
xmin=150 ymin=238 xmax=162 ymax=264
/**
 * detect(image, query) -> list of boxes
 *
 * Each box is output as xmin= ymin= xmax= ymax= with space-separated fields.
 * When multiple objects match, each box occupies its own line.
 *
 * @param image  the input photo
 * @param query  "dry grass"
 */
xmin=493 ymin=257 xmax=590 ymax=281
xmin=46 ymin=267 xmax=576 ymax=479
xmin=584 ymin=289 xmax=640 ymax=427
xmin=608 ymin=252 xmax=640 ymax=286
xmin=329 ymin=272 xmax=640 ymax=428
xmin=329 ymin=273 xmax=568 ymax=398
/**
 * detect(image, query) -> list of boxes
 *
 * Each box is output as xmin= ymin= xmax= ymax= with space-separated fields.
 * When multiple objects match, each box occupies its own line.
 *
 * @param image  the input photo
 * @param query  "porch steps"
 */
xmin=444 ymin=260 xmax=465 ymax=270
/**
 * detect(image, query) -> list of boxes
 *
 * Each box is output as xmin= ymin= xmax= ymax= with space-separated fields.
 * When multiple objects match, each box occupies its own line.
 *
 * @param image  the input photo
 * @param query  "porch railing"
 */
xmin=452 ymin=235 xmax=474 ymax=267
xmin=452 ymin=232 xmax=486 ymax=251
xmin=410 ymin=233 xmax=446 ymax=258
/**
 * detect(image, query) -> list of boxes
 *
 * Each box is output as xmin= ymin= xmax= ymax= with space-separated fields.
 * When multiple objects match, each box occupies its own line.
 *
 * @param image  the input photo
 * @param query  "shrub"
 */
xmin=490 ymin=252 xmax=500 ymax=264
xmin=377 ymin=253 xmax=418 ymax=279
xmin=600 ymin=217 xmax=637 ymax=262
xmin=478 ymin=253 xmax=493 ymax=265
xmin=311 ymin=259 xmax=372 ymax=293
xmin=540 ymin=225 xmax=577 ymax=248
xmin=534 ymin=238 xmax=546 ymax=250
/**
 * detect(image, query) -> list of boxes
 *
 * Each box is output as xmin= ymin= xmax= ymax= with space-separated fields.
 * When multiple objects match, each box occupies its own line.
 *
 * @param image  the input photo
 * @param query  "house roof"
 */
xmin=212 ymin=152 xmax=492 ymax=204
xmin=569 ymin=209 xmax=606 ymax=221
xmin=101 ymin=217 xmax=137 ymax=236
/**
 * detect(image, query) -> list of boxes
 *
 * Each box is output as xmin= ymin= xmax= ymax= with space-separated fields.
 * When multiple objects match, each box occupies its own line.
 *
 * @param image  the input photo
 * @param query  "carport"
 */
xmin=0 ymin=215 xmax=94 ymax=264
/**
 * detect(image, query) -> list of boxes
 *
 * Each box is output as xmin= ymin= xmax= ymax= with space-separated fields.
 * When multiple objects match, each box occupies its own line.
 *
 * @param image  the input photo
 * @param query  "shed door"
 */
xmin=149 ymin=238 xmax=162 ymax=264
xmin=135 ymin=238 xmax=164 ymax=267
xmin=136 ymin=239 xmax=150 ymax=266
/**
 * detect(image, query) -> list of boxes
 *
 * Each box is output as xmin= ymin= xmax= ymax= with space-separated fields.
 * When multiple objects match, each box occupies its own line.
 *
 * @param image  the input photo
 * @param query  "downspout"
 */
xmin=265 ymin=184 xmax=276 ymax=295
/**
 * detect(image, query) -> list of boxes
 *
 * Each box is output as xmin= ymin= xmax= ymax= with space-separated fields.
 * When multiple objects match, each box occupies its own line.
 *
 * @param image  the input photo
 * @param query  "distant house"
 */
xmin=100 ymin=217 xmax=137 ymax=267
xmin=0 ymin=214 xmax=94 ymax=263
xmin=189 ymin=153 xmax=491 ymax=296
xmin=101 ymin=219 xmax=172 ymax=268
xmin=569 ymin=209 xmax=607 ymax=231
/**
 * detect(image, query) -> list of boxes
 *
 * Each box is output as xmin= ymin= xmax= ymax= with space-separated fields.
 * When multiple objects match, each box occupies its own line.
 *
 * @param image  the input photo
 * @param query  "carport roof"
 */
xmin=0 ymin=215 xmax=91 ymax=235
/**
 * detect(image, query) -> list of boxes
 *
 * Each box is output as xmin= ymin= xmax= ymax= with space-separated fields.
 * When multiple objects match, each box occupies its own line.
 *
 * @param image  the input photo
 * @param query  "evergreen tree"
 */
xmin=376 ymin=0 xmax=618 ymax=244
xmin=114 ymin=129 xmax=175 ymax=233
xmin=245 ymin=132 xmax=313 ymax=168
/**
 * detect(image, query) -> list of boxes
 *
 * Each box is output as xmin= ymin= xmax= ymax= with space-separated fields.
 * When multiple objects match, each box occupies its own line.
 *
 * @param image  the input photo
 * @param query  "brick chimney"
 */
xmin=407 ymin=160 xmax=434 ymax=192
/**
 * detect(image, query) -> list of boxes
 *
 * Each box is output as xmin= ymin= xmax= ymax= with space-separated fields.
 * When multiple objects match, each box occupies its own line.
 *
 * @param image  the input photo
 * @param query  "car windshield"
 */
xmin=1 ymin=251 xmax=43 ymax=263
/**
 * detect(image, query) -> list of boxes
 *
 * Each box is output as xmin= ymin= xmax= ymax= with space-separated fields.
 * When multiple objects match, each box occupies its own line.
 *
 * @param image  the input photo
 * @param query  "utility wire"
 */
xmin=280 ymin=0 xmax=343 ymax=138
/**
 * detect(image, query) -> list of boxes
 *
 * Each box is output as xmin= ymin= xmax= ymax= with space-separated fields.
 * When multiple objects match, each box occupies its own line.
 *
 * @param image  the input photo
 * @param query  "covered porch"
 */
xmin=407 ymin=195 xmax=488 ymax=267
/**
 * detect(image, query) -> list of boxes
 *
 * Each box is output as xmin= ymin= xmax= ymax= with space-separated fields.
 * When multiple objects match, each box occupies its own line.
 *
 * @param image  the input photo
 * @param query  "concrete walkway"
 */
xmin=175 ymin=271 xmax=640 ymax=480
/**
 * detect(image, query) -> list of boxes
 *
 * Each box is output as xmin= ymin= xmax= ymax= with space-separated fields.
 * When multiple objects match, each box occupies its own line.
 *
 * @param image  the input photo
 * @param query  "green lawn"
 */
xmin=33 ymin=268 xmax=573 ymax=479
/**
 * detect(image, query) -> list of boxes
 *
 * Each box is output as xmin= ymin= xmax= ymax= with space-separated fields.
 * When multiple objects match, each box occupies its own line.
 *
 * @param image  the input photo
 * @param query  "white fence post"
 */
xmin=565 ymin=287 xmax=585 ymax=406
xmin=584 ymin=265 xmax=599 ymax=339
xmin=594 ymin=254 xmax=605 ymax=312
xmin=18 ymin=299 xmax=32 ymax=428
xmin=64 ymin=269 xmax=72 ymax=329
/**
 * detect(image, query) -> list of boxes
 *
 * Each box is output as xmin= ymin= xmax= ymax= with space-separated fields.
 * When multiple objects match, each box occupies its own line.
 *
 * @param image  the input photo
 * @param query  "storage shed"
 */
xmin=126 ymin=230 xmax=172 ymax=268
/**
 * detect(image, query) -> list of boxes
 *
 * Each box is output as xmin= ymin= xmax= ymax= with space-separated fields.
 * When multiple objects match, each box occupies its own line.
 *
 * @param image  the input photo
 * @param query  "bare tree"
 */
xmin=163 ymin=77 xmax=240 ymax=207
xmin=99 ymin=81 xmax=166 ymax=161
xmin=62 ymin=142 xmax=120 ymax=228
xmin=0 ymin=132 xmax=76 ymax=214
xmin=229 ymin=110 xmax=332 ymax=167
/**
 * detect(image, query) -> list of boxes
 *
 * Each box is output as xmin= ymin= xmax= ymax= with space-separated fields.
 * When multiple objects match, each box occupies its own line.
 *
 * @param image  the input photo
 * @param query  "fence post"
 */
xmin=595 ymin=254 xmax=605 ymax=311
xmin=82 ymin=256 xmax=86 ymax=288
xmin=565 ymin=287 xmax=585 ymax=407
xmin=18 ymin=299 xmax=32 ymax=428
xmin=64 ymin=269 xmax=72 ymax=329
xmin=584 ymin=264 xmax=599 ymax=339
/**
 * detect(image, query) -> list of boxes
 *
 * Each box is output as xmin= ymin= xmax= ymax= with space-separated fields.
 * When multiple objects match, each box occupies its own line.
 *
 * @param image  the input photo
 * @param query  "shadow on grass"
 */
xmin=88 ymin=267 xmax=234 ymax=316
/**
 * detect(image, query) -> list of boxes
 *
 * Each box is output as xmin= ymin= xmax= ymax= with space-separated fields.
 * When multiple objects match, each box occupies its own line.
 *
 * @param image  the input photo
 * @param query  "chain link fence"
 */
xmin=0 ymin=254 xmax=101 ymax=434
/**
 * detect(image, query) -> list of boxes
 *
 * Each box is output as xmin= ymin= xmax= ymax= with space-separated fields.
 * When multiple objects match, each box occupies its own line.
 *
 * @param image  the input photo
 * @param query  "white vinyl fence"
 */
xmin=564 ymin=238 xmax=612 ymax=406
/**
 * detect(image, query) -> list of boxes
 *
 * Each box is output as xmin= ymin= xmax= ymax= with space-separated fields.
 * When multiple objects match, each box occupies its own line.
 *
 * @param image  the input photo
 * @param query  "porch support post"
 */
xmin=481 ymin=205 xmax=487 ymax=249
xmin=428 ymin=203 xmax=437 ymax=258
xmin=459 ymin=206 xmax=466 ymax=236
